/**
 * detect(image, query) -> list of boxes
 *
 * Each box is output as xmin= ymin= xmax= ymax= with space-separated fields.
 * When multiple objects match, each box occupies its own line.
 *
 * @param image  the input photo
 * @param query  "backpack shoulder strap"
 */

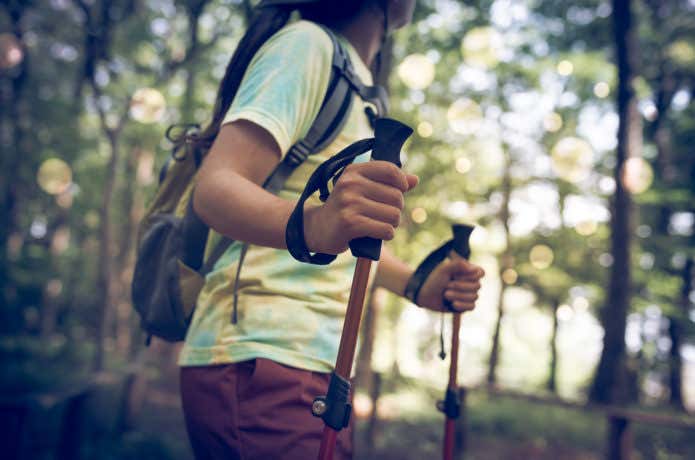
xmin=201 ymin=27 xmax=389 ymax=275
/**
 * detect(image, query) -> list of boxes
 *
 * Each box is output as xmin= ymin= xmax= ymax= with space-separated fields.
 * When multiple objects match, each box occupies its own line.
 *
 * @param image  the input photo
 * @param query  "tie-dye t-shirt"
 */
xmin=178 ymin=20 xmax=376 ymax=372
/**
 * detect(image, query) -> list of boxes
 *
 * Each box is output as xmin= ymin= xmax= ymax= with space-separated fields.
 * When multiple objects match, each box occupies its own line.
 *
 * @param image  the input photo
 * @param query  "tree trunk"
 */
xmin=547 ymin=300 xmax=560 ymax=393
xmin=645 ymin=11 xmax=684 ymax=409
xmin=94 ymin=128 xmax=120 ymax=371
xmin=1 ymin=4 xmax=29 ymax=324
xmin=589 ymin=0 xmax=640 ymax=404
xmin=487 ymin=150 xmax=512 ymax=386
xmin=487 ymin=283 xmax=504 ymax=386
xmin=182 ymin=1 xmax=208 ymax=118
xmin=669 ymin=259 xmax=692 ymax=409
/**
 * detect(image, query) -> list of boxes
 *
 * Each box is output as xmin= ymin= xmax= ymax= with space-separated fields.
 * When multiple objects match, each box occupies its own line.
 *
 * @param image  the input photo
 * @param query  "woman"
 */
xmin=178 ymin=1 xmax=485 ymax=459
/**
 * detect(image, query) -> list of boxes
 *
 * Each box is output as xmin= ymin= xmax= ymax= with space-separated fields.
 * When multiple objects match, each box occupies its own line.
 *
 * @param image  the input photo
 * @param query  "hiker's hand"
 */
xmin=416 ymin=257 xmax=484 ymax=313
xmin=303 ymin=161 xmax=418 ymax=255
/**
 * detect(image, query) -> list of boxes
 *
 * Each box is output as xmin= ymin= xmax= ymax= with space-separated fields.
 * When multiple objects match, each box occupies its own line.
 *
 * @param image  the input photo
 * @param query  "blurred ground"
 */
xmin=134 ymin=380 xmax=603 ymax=460
xmin=124 ymin=369 xmax=690 ymax=460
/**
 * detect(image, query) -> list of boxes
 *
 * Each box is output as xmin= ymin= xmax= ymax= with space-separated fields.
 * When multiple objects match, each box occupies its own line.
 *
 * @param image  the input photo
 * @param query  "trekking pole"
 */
xmin=438 ymin=224 xmax=474 ymax=460
xmin=310 ymin=118 xmax=413 ymax=460
xmin=403 ymin=223 xmax=475 ymax=460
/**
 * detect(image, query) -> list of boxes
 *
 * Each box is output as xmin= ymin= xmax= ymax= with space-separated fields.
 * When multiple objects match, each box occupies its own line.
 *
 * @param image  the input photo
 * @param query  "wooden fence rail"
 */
xmin=467 ymin=386 xmax=695 ymax=460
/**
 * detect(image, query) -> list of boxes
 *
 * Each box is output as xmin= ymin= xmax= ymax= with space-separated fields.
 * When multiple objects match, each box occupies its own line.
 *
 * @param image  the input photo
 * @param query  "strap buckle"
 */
xmin=286 ymin=141 xmax=312 ymax=166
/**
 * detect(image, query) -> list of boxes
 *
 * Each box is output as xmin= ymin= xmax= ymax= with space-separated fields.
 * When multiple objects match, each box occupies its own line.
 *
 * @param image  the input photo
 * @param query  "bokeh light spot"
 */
xmin=557 ymin=60 xmax=574 ymax=76
xmin=543 ymin=112 xmax=563 ymax=132
xmin=530 ymin=244 xmax=554 ymax=269
xmin=622 ymin=157 xmax=653 ymax=194
xmin=417 ymin=121 xmax=433 ymax=138
xmin=551 ymin=137 xmax=593 ymax=183
xmin=46 ymin=279 xmax=63 ymax=298
xmin=502 ymin=268 xmax=518 ymax=285
xmin=556 ymin=304 xmax=574 ymax=321
xmin=668 ymin=40 xmax=695 ymax=66
xmin=51 ymin=226 xmax=71 ymax=254
xmin=572 ymin=296 xmax=589 ymax=310
xmin=84 ymin=211 xmax=100 ymax=229
xmin=456 ymin=157 xmax=472 ymax=174
xmin=37 ymin=158 xmax=72 ymax=195
xmin=447 ymin=98 xmax=483 ymax=135
xmin=353 ymin=394 xmax=373 ymax=418
xmin=593 ymin=81 xmax=610 ymax=98
xmin=598 ymin=253 xmax=613 ymax=267
xmin=130 ymin=87 xmax=166 ymax=123
xmin=411 ymin=207 xmax=427 ymax=224
xmin=397 ymin=54 xmax=435 ymax=90
xmin=0 ymin=33 xmax=23 ymax=69
xmin=461 ymin=27 xmax=502 ymax=68
xmin=575 ymin=219 xmax=598 ymax=236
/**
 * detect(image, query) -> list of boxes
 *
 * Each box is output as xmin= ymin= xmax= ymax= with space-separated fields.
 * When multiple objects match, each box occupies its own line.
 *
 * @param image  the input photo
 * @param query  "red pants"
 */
xmin=180 ymin=358 xmax=354 ymax=460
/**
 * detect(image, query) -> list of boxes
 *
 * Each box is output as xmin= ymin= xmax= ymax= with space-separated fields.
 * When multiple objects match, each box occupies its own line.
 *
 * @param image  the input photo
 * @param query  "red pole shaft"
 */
xmin=317 ymin=257 xmax=373 ymax=460
xmin=443 ymin=313 xmax=461 ymax=460
xmin=443 ymin=418 xmax=456 ymax=460
xmin=335 ymin=258 xmax=373 ymax=375
xmin=318 ymin=427 xmax=337 ymax=460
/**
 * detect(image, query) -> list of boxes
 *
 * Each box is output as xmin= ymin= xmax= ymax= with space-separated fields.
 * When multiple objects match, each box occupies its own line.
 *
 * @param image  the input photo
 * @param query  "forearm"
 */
xmin=374 ymin=245 xmax=414 ymax=297
xmin=193 ymin=169 xmax=294 ymax=249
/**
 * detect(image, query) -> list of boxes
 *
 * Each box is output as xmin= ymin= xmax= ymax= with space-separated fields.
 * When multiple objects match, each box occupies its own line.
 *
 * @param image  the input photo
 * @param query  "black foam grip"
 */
xmin=349 ymin=118 xmax=413 ymax=260
xmin=451 ymin=224 xmax=474 ymax=259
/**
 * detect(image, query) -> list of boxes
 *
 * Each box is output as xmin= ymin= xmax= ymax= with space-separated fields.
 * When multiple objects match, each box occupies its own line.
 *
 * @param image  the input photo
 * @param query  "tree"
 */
xmin=589 ymin=0 xmax=641 ymax=404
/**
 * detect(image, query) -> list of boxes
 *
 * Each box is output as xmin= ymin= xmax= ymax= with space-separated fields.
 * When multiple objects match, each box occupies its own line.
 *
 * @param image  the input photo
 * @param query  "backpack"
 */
xmin=131 ymin=26 xmax=388 ymax=343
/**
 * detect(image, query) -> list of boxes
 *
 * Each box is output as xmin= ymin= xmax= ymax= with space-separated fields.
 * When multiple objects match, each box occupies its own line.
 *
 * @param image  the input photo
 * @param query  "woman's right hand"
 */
xmin=302 ymin=161 xmax=418 ymax=255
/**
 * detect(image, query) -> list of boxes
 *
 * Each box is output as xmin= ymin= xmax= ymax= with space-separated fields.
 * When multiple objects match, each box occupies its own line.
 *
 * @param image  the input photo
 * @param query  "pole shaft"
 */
xmin=444 ymin=313 xmax=462 ymax=460
xmin=448 ymin=313 xmax=461 ymax=387
xmin=317 ymin=257 xmax=373 ymax=460
xmin=443 ymin=418 xmax=456 ymax=460
xmin=335 ymin=257 xmax=373 ymax=375
xmin=318 ymin=426 xmax=337 ymax=460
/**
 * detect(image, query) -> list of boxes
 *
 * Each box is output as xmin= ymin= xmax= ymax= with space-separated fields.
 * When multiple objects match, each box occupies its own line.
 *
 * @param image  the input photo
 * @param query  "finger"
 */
xmin=447 ymin=258 xmax=476 ymax=272
xmin=444 ymin=290 xmax=479 ymax=303
xmin=447 ymin=280 xmax=481 ymax=292
xmin=360 ymin=179 xmax=405 ymax=210
xmin=358 ymin=161 xmax=409 ymax=191
xmin=357 ymin=198 xmax=402 ymax=227
xmin=350 ymin=216 xmax=396 ymax=241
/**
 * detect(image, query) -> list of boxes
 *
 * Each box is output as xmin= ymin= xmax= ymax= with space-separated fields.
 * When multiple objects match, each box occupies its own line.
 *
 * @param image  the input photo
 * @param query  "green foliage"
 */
xmin=0 ymin=0 xmax=693 ymax=456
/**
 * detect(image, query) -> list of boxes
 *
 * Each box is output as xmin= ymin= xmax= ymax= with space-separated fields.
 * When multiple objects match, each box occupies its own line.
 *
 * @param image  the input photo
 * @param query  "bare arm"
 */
xmin=192 ymin=120 xmax=418 ymax=253
xmin=374 ymin=245 xmax=413 ymax=297
xmin=193 ymin=120 xmax=293 ymax=249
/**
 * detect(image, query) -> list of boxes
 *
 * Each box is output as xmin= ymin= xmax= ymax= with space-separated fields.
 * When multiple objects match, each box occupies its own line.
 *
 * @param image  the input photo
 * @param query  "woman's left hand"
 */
xmin=415 ymin=257 xmax=484 ymax=313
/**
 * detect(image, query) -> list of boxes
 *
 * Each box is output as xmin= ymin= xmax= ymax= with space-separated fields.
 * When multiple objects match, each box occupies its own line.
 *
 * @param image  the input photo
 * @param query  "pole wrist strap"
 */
xmin=285 ymin=138 xmax=375 ymax=265
xmin=404 ymin=239 xmax=455 ymax=308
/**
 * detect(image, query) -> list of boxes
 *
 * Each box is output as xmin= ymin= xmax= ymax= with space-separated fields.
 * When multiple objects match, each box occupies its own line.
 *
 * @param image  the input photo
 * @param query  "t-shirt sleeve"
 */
xmin=222 ymin=21 xmax=333 ymax=156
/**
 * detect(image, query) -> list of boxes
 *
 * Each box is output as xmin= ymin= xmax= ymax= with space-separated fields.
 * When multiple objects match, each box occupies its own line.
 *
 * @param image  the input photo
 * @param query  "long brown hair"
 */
xmin=168 ymin=1 xmax=371 ymax=163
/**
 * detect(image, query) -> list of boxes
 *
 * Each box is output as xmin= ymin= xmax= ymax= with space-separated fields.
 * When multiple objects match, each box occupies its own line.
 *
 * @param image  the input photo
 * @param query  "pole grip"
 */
xmin=451 ymin=224 xmax=474 ymax=260
xmin=349 ymin=118 xmax=413 ymax=260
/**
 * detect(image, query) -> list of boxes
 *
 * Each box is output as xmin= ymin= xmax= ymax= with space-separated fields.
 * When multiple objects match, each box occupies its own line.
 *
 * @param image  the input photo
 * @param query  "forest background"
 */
xmin=1 ymin=0 xmax=694 ymax=459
